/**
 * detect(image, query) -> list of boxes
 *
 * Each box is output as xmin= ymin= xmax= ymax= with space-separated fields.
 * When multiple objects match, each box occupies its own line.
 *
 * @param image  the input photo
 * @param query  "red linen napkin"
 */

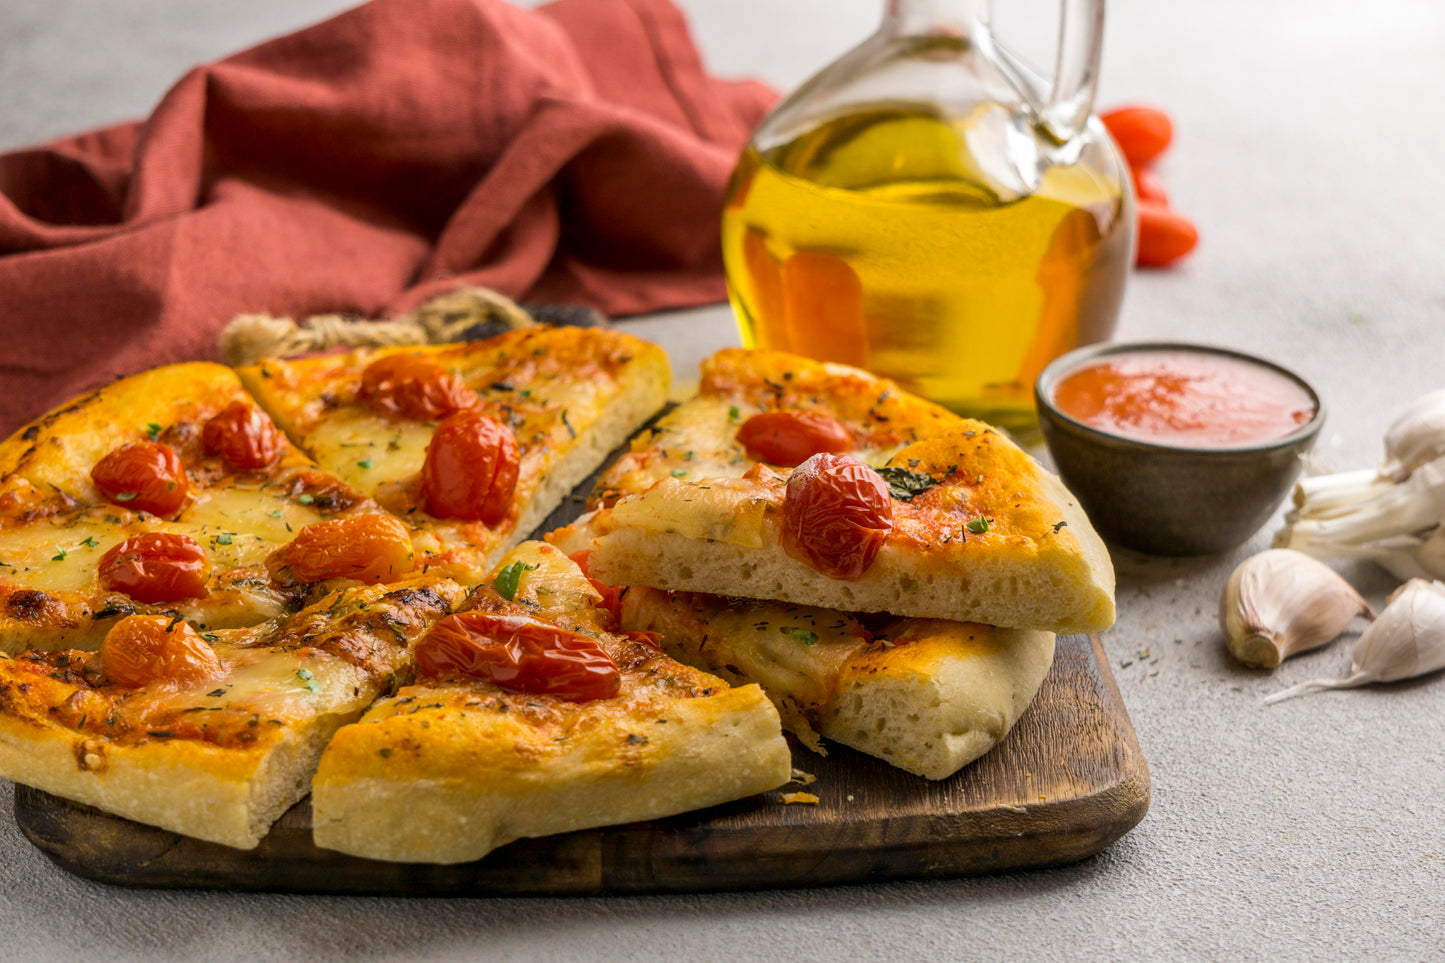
xmin=0 ymin=0 xmax=774 ymax=436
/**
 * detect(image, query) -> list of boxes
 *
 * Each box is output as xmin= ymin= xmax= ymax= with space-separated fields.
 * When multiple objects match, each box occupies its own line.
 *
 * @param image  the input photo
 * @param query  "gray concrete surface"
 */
xmin=2 ymin=1 xmax=1443 ymax=959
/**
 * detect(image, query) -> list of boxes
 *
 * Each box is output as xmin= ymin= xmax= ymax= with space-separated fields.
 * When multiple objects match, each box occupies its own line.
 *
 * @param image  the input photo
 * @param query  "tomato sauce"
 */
xmin=1051 ymin=350 xmax=1316 ymax=448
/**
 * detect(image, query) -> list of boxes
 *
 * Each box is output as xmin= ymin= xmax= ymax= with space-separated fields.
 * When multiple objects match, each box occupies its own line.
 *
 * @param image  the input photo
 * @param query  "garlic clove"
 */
xmin=1264 ymin=578 xmax=1445 ymax=703
xmin=1220 ymin=549 xmax=1373 ymax=669
xmin=1380 ymin=389 xmax=1445 ymax=482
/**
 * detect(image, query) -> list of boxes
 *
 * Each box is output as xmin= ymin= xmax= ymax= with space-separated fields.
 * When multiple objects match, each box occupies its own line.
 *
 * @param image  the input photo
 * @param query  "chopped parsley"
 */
xmin=81 ymin=536 xmax=99 ymax=549
xmin=297 ymin=493 xmax=316 ymax=505
xmin=494 ymin=561 xmax=537 ymax=600
xmin=357 ymin=459 xmax=373 ymax=469
xmin=670 ymin=468 xmax=689 ymax=478
xmin=145 ymin=422 xmax=163 ymax=441
xmin=965 ymin=517 xmax=991 ymax=535
xmin=269 ymin=510 xmax=284 ymax=518
xmin=728 ymin=405 xmax=741 ymax=422
xmin=51 ymin=546 xmax=67 ymax=562
xmin=873 ymin=466 xmax=940 ymax=502
xmin=214 ymin=533 xmax=234 ymax=545
xmin=201 ymin=633 xmax=220 ymax=643
xmin=295 ymin=668 xmax=323 ymax=695
xmin=791 ymin=629 xmax=819 ymax=646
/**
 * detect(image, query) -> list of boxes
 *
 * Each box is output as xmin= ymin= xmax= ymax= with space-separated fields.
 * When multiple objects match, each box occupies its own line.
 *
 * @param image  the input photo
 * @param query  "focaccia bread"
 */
xmin=312 ymin=541 xmax=792 ymax=864
xmin=554 ymin=350 xmax=1115 ymax=635
xmin=619 ymin=586 xmax=1054 ymax=779
xmin=238 ymin=326 xmax=670 ymax=585
xmin=0 ymin=363 xmax=390 ymax=654
xmin=0 ymin=577 xmax=462 ymax=849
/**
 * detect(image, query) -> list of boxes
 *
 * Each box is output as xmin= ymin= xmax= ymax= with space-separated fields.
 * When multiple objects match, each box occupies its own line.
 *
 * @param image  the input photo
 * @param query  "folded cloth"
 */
xmin=0 ymin=0 xmax=774 ymax=436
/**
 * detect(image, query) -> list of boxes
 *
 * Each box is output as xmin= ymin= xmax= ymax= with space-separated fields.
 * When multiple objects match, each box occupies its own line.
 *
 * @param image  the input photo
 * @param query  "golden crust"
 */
xmin=239 ymin=327 xmax=670 ymax=584
xmin=311 ymin=541 xmax=792 ymax=863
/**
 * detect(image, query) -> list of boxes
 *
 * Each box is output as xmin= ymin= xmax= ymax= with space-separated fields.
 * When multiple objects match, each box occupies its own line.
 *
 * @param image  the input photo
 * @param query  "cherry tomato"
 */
xmin=737 ymin=410 xmax=853 ymax=467
xmin=1101 ymin=106 xmax=1173 ymax=166
xmin=360 ymin=354 xmax=478 ymax=421
xmin=91 ymin=442 xmax=191 ymax=517
xmin=267 ymin=514 xmax=414 ymax=585
xmin=202 ymin=401 xmax=282 ymax=471
xmin=1131 ymin=166 xmax=1169 ymax=205
xmin=100 ymin=615 xmax=221 ymax=688
xmin=98 ymin=533 xmax=211 ymax=604
xmin=781 ymin=453 xmax=893 ymax=580
xmin=415 ymin=612 xmax=621 ymax=702
xmin=420 ymin=410 xmax=519 ymax=524
xmin=1136 ymin=201 xmax=1199 ymax=267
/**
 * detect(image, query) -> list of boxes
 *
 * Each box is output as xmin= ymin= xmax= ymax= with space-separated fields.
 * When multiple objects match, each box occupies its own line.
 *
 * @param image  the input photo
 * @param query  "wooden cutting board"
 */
xmin=14 ymin=631 xmax=1147 ymax=894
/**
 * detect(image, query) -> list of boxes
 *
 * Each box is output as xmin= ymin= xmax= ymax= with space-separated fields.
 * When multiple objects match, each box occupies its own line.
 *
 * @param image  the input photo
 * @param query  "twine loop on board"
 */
xmin=218 ymin=286 xmax=537 ymax=366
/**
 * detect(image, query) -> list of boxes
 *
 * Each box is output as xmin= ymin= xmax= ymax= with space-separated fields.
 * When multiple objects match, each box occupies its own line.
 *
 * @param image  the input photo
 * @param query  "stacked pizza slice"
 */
xmin=0 ymin=333 xmax=1114 ymax=864
xmin=551 ymin=349 xmax=1116 ymax=778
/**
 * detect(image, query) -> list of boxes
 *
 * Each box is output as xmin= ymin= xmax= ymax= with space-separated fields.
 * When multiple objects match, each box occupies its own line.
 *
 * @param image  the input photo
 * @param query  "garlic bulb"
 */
xmin=1220 ymin=549 xmax=1373 ymax=668
xmin=1379 ymin=389 xmax=1445 ymax=481
xmin=1264 ymin=578 xmax=1445 ymax=703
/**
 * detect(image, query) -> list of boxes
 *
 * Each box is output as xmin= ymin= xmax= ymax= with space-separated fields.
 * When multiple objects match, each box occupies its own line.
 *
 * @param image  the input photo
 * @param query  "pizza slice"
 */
xmin=237 ymin=326 xmax=670 ymax=586
xmin=555 ymin=349 xmax=1115 ymax=635
xmin=0 ymin=362 xmax=410 ymax=654
xmin=614 ymin=586 xmax=1053 ymax=779
xmin=0 ymin=576 xmax=463 ymax=849
xmin=311 ymin=540 xmax=792 ymax=864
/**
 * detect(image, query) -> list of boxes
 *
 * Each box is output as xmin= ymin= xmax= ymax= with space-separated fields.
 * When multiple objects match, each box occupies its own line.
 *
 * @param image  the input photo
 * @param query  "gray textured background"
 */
xmin=2 ymin=0 xmax=1443 ymax=959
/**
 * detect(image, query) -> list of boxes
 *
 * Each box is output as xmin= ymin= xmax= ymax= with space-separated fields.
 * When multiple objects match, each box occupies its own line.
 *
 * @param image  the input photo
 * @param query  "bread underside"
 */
xmin=619 ymin=587 xmax=1055 ymax=780
xmin=311 ymin=684 xmax=791 ymax=864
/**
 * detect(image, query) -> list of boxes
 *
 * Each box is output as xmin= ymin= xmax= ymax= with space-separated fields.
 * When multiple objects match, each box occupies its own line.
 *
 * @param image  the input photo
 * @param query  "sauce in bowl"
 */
xmin=1050 ymin=349 xmax=1317 ymax=448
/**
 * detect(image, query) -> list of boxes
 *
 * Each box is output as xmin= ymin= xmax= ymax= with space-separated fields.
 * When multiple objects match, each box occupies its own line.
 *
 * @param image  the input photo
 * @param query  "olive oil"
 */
xmin=721 ymin=108 xmax=1132 ymax=436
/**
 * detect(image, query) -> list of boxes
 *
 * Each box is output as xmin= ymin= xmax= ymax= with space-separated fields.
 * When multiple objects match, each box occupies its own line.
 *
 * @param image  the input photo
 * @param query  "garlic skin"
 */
xmin=1264 ymin=578 xmax=1445 ymax=703
xmin=1379 ymin=389 xmax=1445 ymax=482
xmin=1220 ymin=549 xmax=1373 ymax=668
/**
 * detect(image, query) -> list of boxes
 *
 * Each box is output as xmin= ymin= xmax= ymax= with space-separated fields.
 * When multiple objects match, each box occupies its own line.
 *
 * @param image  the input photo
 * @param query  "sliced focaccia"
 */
xmin=0 ymin=577 xmax=463 ymax=849
xmin=311 ymin=541 xmax=792 ymax=864
xmin=554 ymin=349 xmax=1115 ymax=635
xmin=617 ymin=585 xmax=1053 ymax=779
xmin=237 ymin=326 xmax=670 ymax=586
xmin=0 ymin=363 xmax=402 ymax=654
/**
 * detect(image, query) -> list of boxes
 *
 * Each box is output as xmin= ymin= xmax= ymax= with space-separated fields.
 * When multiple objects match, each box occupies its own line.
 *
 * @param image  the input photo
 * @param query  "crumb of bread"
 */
xmin=789 ymin=768 xmax=816 ymax=786
xmin=781 ymin=792 xmax=820 ymax=805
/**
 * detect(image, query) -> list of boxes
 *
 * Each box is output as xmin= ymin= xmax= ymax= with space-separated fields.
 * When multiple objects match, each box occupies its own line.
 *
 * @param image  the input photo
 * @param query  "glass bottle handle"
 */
xmin=1039 ymin=0 xmax=1104 ymax=144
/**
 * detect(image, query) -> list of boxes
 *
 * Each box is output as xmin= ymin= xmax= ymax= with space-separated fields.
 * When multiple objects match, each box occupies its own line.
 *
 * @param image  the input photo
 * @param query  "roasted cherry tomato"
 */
xmin=202 ymin=401 xmax=282 ymax=471
xmin=360 ymin=354 xmax=478 ymax=421
xmin=737 ymin=410 xmax=853 ymax=467
xmin=266 ymin=514 xmax=414 ymax=585
xmin=1131 ymin=165 xmax=1169 ymax=205
xmin=100 ymin=615 xmax=221 ymax=688
xmin=1136 ymin=201 xmax=1199 ymax=267
xmin=420 ymin=410 xmax=519 ymax=524
xmin=98 ymin=533 xmax=211 ymax=603
xmin=781 ymin=453 xmax=893 ymax=580
xmin=1100 ymin=105 xmax=1174 ymax=166
xmin=91 ymin=442 xmax=191 ymax=517
xmin=415 ymin=612 xmax=621 ymax=702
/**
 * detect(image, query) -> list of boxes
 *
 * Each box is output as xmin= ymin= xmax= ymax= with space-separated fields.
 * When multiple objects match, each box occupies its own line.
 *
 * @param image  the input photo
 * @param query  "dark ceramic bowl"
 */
xmin=1034 ymin=341 xmax=1325 ymax=556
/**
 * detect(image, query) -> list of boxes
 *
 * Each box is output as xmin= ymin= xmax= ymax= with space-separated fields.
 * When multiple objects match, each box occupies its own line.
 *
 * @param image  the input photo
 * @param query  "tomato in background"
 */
xmin=738 ymin=411 xmax=853 ymax=466
xmin=203 ymin=401 xmax=282 ymax=471
xmin=267 ymin=514 xmax=414 ymax=585
xmin=360 ymin=354 xmax=478 ymax=421
xmin=1100 ymin=106 xmax=1173 ymax=166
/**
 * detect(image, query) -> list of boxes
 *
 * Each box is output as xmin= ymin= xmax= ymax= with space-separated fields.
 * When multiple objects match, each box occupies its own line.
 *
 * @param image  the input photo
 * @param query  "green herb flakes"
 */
xmin=873 ymin=466 xmax=940 ymax=502
xmin=145 ymin=422 xmax=163 ymax=441
xmin=965 ymin=517 xmax=991 ymax=535
xmin=295 ymin=668 xmax=322 ymax=695
xmin=50 ymin=546 xmax=67 ymax=562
